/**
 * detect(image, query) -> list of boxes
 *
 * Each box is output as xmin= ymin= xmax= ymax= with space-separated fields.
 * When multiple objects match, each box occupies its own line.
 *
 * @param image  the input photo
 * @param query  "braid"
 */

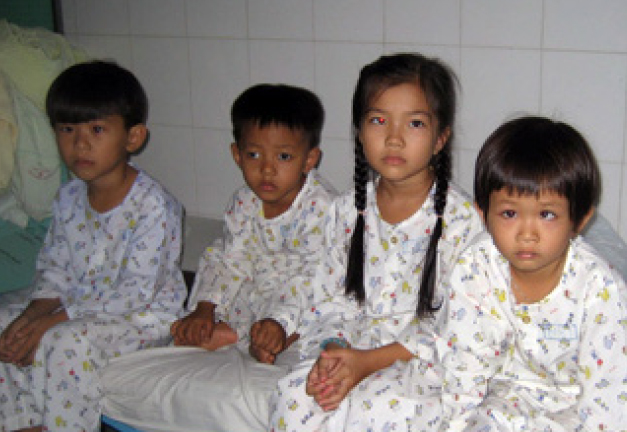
xmin=416 ymin=147 xmax=451 ymax=317
xmin=345 ymin=138 xmax=368 ymax=303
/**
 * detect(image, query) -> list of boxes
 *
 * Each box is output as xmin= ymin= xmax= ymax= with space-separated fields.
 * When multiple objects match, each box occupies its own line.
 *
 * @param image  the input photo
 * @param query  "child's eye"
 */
xmin=92 ymin=125 xmax=104 ymax=134
xmin=409 ymin=119 xmax=426 ymax=128
xmin=278 ymin=153 xmax=292 ymax=161
xmin=368 ymin=116 xmax=386 ymax=125
xmin=540 ymin=210 xmax=556 ymax=220
xmin=56 ymin=124 xmax=74 ymax=133
xmin=246 ymin=151 xmax=260 ymax=159
xmin=501 ymin=210 xmax=516 ymax=219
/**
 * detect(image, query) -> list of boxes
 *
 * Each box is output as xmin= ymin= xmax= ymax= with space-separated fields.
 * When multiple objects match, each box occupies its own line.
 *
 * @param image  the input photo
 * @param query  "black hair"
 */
xmin=231 ymin=84 xmax=324 ymax=149
xmin=474 ymin=116 xmax=601 ymax=228
xmin=46 ymin=60 xmax=148 ymax=129
xmin=346 ymin=53 xmax=457 ymax=318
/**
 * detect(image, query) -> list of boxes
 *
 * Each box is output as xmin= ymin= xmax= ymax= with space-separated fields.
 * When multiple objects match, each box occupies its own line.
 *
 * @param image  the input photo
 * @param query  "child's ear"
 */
xmin=303 ymin=147 xmax=321 ymax=174
xmin=434 ymin=127 xmax=451 ymax=156
xmin=126 ymin=124 xmax=148 ymax=153
xmin=575 ymin=207 xmax=596 ymax=234
xmin=231 ymin=142 xmax=242 ymax=168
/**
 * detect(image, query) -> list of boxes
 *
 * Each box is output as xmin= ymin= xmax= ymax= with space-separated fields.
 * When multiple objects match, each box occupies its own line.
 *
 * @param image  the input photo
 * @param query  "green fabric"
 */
xmin=0 ymin=216 xmax=49 ymax=293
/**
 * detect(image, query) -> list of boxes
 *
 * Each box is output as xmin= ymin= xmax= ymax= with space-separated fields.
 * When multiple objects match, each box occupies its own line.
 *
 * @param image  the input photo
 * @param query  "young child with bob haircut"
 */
xmin=99 ymin=83 xmax=336 ymax=432
xmin=437 ymin=116 xmax=627 ymax=431
xmin=0 ymin=61 xmax=186 ymax=431
xmin=269 ymin=53 xmax=484 ymax=431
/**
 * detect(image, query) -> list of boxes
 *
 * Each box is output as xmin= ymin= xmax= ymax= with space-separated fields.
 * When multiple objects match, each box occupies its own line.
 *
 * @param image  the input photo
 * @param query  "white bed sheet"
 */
xmin=101 ymin=345 xmax=298 ymax=432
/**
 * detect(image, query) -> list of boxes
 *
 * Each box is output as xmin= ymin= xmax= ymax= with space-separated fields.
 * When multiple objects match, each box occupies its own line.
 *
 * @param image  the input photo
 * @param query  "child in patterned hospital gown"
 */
xmin=269 ymin=53 xmax=484 ymax=432
xmin=0 ymin=61 xmax=186 ymax=431
xmin=436 ymin=116 xmax=627 ymax=431
xmin=99 ymin=84 xmax=336 ymax=432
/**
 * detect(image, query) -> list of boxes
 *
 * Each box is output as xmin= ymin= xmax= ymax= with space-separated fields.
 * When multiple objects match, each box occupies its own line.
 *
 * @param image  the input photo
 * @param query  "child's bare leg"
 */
xmin=199 ymin=321 xmax=238 ymax=351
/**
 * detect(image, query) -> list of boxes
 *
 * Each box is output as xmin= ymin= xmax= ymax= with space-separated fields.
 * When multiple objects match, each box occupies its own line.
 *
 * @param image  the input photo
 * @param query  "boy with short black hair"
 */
xmin=101 ymin=83 xmax=336 ymax=432
xmin=0 ymin=61 xmax=186 ymax=431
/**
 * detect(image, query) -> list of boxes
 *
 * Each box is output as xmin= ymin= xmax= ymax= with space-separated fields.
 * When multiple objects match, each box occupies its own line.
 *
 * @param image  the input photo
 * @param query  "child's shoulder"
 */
xmin=292 ymin=169 xmax=337 ymax=213
xmin=131 ymin=169 xmax=183 ymax=214
xmin=571 ymin=236 xmax=626 ymax=287
xmin=444 ymin=183 xmax=476 ymax=215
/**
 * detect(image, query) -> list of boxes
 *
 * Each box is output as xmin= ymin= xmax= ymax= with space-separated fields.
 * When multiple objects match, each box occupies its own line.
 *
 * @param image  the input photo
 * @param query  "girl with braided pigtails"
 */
xmin=269 ymin=53 xmax=483 ymax=432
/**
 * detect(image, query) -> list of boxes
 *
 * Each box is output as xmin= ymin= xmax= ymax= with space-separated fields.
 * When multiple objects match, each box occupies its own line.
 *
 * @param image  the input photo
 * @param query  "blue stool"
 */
xmin=101 ymin=415 xmax=144 ymax=432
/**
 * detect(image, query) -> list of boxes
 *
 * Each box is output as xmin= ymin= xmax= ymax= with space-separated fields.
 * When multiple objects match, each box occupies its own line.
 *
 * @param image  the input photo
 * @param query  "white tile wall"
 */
xmin=60 ymin=0 xmax=627 ymax=239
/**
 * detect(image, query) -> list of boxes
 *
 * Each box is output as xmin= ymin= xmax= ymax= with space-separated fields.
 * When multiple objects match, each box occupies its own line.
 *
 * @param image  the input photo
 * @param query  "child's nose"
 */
xmin=517 ymin=220 xmax=538 ymax=242
xmin=385 ymin=123 xmax=404 ymax=148
xmin=261 ymin=158 xmax=276 ymax=175
xmin=74 ymin=127 xmax=90 ymax=150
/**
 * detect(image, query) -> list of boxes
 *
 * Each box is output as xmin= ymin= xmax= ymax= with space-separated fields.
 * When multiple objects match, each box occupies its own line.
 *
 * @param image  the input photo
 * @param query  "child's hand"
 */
xmin=305 ymin=349 xmax=342 ymax=403
xmin=249 ymin=318 xmax=291 ymax=365
xmin=171 ymin=302 xmax=215 ymax=346
xmin=307 ymin=348 xmax=368 ymax=411
xmin=0 ymin=314 xmax=31 ymax=362
xmin=0 ymin=309 xmax=68 ymax=366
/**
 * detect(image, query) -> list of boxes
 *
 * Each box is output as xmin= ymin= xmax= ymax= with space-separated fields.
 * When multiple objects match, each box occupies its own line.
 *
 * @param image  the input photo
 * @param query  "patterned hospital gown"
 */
xmin=0 ymin=168 xmax=186 ymax=432
xmin=186 ymin=168 xmax=337 ymax=342
xmin=436 ymin=232 xmax=627 ymax=431
xmin=269 ymin=181 xmax=483 ymax=432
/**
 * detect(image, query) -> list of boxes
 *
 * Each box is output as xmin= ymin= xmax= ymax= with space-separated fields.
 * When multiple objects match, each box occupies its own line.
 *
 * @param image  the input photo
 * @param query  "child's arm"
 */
xmin=261 ymin=177 xmax=337 ymax=342
xmin=184 ymin=189 xmax=256 ymax=329
xmin=574 ymin=271 xmax=627 ymax=430
xmin=306 ymin=342 xmax=412 ymax=411
xmin=436 ymin=245 xmax=508 ymax=430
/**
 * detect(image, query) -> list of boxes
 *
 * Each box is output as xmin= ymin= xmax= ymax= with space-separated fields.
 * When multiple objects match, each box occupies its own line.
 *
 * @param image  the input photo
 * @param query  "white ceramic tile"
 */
xmin=461 ymin=0 xmax=542 ymax=48
xmin=248 ymin=0 xmax=313 ymax=40
xmin=75 ymin=0 xmax=129 ymax=35
xmin=314 ymin=0 xmax=383 ymax=42
xmin=129 ymin=0 xmax=186 ymax=36
xmin=544 ymin=0 xmax=627 ymax=52
xmin=384 ymin=44 xmax=460 ymax=73
xmin=134 ymin=125 xmax=197 ymax=213
xmin=186 ymin=0 xmax=247 ymax=38
xmin=314 ymin=43 xmax=382 ymax=139
xmin=541 ymin=51 xmax=627 ymax=163
xmin=318 ymin=137 xmax=355 ymax=193
xmin=249 ymin=40 xmax=315 ymax=88
xmin=385 ymin=0 xmax=460 ymax=45
xmin=194 ymin=128 xmax=245 ymax=218
xmin=596 ymin=162 xmax=622 ymax=230
xmin=189 ymin=39 xmax=249 ymax=129
xmin=454 ymin=147 xmax=477 ymax=197
xmin=131 ymin=37 xmax=192 ymax=126
xmin=59 ymin=0 xmax=77 ymax=34
xmin=76 ymin=35 xmax=133 ymax=68
xmin=459 ymin=48 xmax=541 ymax=152
xmin=621 ymin=163 xmax=627 ymax=239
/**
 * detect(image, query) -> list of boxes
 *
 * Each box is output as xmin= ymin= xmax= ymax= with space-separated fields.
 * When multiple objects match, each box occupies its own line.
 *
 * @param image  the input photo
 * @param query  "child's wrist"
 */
xmin=320 ymin=337 xmax=349 ymax=350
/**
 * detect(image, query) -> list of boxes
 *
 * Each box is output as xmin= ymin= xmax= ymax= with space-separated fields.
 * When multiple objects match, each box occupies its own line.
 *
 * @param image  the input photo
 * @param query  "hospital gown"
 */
xmin=437 ymin=232 xmax=627 ymax=431
xmin=270 ymin=181 xmax=483 ymax=432
xmin=0 ymin=168 xmax=186 ymax=432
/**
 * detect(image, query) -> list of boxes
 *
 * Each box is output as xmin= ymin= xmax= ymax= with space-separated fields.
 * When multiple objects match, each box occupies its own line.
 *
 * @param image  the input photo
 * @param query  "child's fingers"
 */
xmin=249 ymin=343 xmax=276 ymax=364
xmin=317 ymin=379 xmax=350 ymax=411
